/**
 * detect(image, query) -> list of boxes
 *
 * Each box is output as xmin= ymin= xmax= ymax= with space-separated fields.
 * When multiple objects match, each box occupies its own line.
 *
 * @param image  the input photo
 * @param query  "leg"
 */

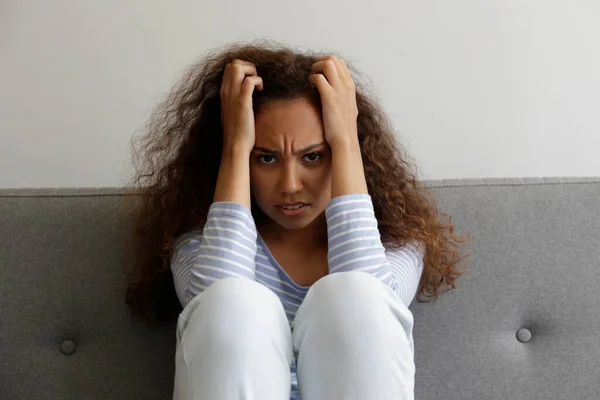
xmin=292 ymin=271 xmax=415 ymax=400
xmin=174 ymin=278 xmax=293 ymax=400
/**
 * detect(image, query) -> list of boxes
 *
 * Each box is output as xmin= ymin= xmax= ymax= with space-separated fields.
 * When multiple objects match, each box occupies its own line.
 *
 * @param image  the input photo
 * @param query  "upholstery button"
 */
xmin=516 ymin=328 xmax=532 ymax=343
xmin=60 ymin=340 xmax=76 ymax=355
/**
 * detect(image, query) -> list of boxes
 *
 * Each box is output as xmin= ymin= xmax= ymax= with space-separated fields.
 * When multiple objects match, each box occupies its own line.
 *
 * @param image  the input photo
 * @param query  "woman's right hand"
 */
xmin=220 ymin=59 xmax=263 ymax=153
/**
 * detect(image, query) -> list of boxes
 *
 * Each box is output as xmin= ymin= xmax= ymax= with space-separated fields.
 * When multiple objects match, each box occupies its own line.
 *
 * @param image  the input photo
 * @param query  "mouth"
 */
xmin=277 ymin=203 xmax=309 ymax=217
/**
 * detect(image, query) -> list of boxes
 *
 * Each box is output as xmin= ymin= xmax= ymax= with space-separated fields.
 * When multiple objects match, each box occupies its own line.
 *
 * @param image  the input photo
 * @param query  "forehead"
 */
xmin=254 ymin=98 xmax=324 ymax=145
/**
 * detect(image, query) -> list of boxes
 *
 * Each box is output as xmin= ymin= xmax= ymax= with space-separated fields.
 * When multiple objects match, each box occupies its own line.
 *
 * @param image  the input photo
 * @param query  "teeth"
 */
xmin=281 ymin=204 xmax=304 ymax=210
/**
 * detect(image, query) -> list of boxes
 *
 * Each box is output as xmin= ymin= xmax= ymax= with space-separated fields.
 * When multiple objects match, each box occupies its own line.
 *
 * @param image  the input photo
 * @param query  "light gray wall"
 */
xmin=2 ymin=0 xmax=599 ymax=188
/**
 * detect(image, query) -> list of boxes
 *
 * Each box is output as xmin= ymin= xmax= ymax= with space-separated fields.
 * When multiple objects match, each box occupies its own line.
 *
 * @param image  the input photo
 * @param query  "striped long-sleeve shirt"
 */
xmin=171 ymin=193 xmax=424 ymax=400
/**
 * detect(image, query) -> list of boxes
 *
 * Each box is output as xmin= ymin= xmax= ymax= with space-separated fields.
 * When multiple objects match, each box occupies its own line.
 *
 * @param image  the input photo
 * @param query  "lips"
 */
xmin=278 ymin=202 xmax=306 ymax=209
xmin=277 ymin=203 xmax=309 ymax=217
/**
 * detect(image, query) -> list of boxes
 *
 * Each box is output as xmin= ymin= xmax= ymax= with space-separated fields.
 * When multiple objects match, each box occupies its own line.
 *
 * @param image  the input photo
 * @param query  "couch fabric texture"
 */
xmin=1 ymin=177 xmax=599 ymax=399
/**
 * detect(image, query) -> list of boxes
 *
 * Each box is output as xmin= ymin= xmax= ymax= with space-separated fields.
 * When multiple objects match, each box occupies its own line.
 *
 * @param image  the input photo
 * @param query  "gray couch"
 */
xmin=2 ymin=178 xmax=599 ymax=400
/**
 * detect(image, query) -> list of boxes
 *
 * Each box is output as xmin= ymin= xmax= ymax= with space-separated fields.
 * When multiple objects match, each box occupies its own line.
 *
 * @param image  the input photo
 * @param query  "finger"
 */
xmin=337 ymin=57 xmax=355 ymax=86
xmin=220 ymin=63 xmax=233 ymax=97
xmin=308 ymin=73 xmax=332 ymax=95
xmin=311 ymin=59 xmax=340 ymax=87
xmin=231 ymin=63 xmax=258 ymax=83
xmin=240 ymin=76 xmax=264 ymax=98
xmin=231 ymin=59 xmax=256 ymax=68
xmin=323 ymin=55 xmax=354 ymax=87
xmin=231 ymin=59 xmax=255 ymax=65
xmin=221 ymin=62 xmax=257 ymax=99
xmin=221 ymin=62 xmax=255 ymax=90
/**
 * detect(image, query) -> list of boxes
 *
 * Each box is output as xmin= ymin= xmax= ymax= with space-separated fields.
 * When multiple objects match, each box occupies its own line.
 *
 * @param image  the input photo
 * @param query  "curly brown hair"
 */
xmin=124 ymin=40 xmax=467 ymax=326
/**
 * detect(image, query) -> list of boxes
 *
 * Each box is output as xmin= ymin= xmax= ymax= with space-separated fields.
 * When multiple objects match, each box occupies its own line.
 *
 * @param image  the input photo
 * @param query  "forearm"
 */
xmin=325 ymin=191 xmax=393 ymax=290
xmin=172 ymin=201 xmax=258 ymax=306
xmin=330 ymin=138 xmax=369 ymax=198
xmin=327 ymin=139 xmax=392 ymax=281
xmin=213 ymin=145 xmax=252 ymax=210
xmin=174 ymin=156 xmax=259 ymax=305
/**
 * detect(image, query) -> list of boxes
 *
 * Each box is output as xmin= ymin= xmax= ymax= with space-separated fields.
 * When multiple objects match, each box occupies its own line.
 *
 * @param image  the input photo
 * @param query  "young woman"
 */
xmin=126 ymin=41 xmax=465 ymax=400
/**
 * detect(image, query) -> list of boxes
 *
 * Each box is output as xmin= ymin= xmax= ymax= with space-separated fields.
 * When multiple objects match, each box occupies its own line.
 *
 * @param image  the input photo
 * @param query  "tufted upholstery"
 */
xmin=1 ymin=178 xmax=599 ymax=399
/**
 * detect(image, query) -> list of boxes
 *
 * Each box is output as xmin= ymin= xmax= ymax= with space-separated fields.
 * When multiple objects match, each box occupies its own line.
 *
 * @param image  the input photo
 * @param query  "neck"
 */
xmin=258 ymin=213 xmax=328 ymax=250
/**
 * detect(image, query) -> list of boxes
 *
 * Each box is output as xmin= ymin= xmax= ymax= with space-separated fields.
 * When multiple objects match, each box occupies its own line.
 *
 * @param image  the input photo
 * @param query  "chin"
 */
xmin=269 ymin=213 xmax=314 ymax=231
xmin=276 ymin=218 xmax=314 ymax=231
xmin=259 ymin=204 xmax=319 ymax=231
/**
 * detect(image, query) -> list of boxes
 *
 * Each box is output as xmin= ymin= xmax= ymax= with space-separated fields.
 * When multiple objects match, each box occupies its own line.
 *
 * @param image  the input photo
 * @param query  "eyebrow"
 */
xmin=252 ymin=142 xmax=327 ymax=156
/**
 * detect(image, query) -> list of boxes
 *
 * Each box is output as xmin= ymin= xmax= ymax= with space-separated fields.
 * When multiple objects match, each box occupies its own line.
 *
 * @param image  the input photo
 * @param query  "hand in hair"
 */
xmin=309 ymin=55 xmax=359 ymax=148
xmin=214 ymin=59 xmax=263 ymax=208
xmin=310 ymin=55 xmax=367 ymax=197
xmin=220 ymin=59 xmax=264 ymax=153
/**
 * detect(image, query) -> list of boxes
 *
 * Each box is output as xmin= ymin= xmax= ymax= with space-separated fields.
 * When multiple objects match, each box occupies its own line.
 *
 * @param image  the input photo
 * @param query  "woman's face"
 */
xmin=250 ymin=97 xmax=332 ymax=231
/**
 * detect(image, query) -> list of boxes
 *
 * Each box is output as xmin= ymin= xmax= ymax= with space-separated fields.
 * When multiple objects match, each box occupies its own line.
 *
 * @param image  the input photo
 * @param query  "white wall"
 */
xmin=2 ymin=0 xmax=599 ymax=188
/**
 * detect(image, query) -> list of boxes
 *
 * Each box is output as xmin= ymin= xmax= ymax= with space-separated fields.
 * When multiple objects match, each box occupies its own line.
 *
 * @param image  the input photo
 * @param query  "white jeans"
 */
xmin=174 ymin=272 xmax=415 ymax=400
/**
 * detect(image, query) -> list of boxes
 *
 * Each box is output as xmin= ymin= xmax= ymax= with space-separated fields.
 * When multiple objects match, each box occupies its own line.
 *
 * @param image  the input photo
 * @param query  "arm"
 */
xmin=325 ymin=103 xmax=423 ymax=306
xmin=171 ymin=59 xmax=263 ymax=307
xmin=325 ymin=192 xmax=424 ymax=307
xmin=330 ymin=138 xmax=368 ymax=198
xmin=310 ymin=55 xmax=423 ymax=305
xmin=171 ymin=200 xmax=257 ymax=307
xmin=171 ymin=141 xmax=257 ymax=308
xmin=213 ymin=143 xmax=252 ymax=209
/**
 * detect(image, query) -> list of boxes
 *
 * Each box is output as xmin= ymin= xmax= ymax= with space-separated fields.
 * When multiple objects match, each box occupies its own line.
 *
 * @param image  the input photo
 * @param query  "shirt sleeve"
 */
xmin=170 ymin=201 xmax=258 ymax=307
xmin=325 ymin=193 xmax=424 ymax=306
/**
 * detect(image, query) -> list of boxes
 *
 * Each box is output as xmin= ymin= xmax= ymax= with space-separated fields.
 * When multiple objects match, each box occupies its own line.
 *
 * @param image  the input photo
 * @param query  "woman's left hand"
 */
xmin=309 ymin=55 xmax=359 ymax=148
xmin=310 ymin=55 xmax=368 ymax=197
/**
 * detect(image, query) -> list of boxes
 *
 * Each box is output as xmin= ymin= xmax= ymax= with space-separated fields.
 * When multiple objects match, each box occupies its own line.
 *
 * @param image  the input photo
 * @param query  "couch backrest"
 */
xmin=1 ymin=178 xmax=599 ymax=399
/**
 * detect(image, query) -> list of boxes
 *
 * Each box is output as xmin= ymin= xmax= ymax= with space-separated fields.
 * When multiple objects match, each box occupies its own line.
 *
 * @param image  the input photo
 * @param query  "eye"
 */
xmin=257 ymin=155 xmax=277 ymax=164
xmin=303 ymin=152 xmax=323 ymax=163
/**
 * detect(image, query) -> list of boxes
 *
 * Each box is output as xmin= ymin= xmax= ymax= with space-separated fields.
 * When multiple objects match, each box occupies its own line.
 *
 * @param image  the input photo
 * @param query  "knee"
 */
xmin=178 ymin=278 xmax=293 ymax=374
xmin=197 ymin=277 xmax=281 ymax=316
xmin=182 ymin=278 xmax=287 ymax=348
xmin=306 ymin=271 xmax=391 ymax=311
xmin=296 ymin=272 xmax=412 ymax=339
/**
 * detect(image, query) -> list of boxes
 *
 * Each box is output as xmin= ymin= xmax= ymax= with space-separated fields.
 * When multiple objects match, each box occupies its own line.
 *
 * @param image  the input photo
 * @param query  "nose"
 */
xmin=279 ymin=161 xmax=303 ymax=195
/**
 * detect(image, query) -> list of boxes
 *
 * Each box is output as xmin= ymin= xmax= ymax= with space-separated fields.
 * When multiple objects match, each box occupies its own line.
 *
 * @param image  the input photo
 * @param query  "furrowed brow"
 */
xmin=252 ymin=142 xmax=327 ymax=156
